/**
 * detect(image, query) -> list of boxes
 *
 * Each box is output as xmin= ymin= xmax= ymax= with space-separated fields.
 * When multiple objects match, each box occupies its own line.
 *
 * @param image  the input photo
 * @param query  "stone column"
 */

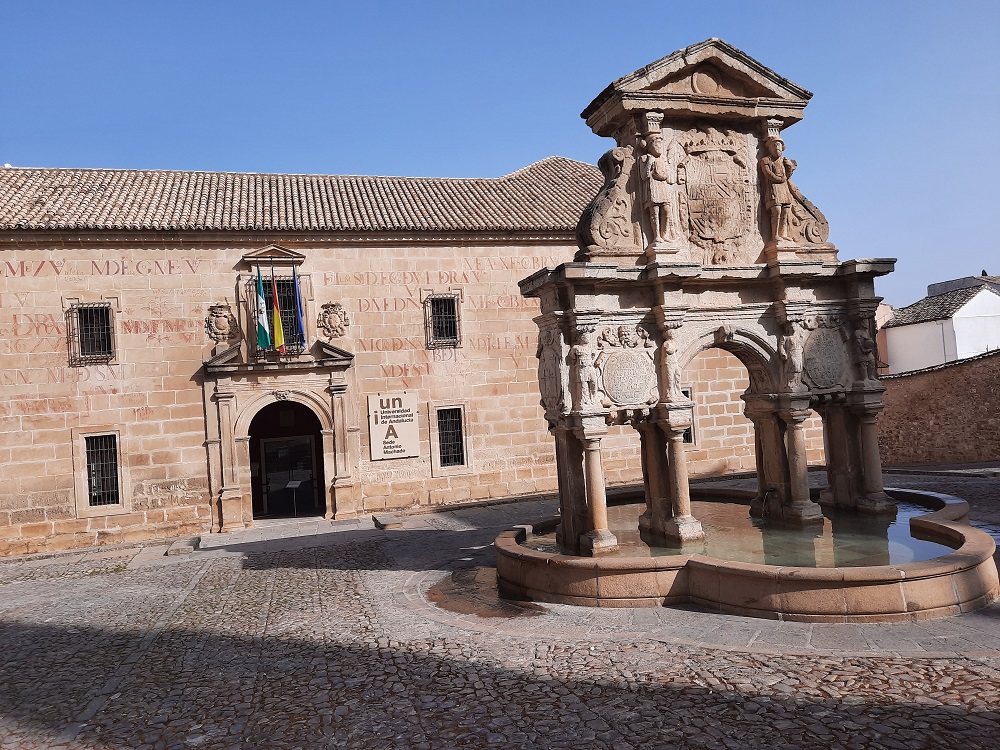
xmin=853 ymin=405 xmax=895 ymax=513
xmin=636 ymin=419 xmax=672 ymax=539
xmin=553 ymin=423 xmax=587 ymax=554
xmin=573 ymin=415 xmax=617 ymax=555
xmin=743 ymin=396 xmax=785 ymax=518
xmin=778 ymin=406 xmax=823 ymax=523
xmin=652 ymin=403 xmax=704 ymax=542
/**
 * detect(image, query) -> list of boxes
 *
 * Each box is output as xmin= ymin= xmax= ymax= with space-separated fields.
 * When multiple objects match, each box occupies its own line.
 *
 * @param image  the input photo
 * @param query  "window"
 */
xmin=72 ymin=426 xmax=130 ymax=517
xmin=424 ymin=293 xmax=461 ymax=348
xmin=248 ymin=275 xmax=307 ymax=357
xmin=428 ymin=403 xmax=471 ymax=476
xmin=67 ymin=303 xmax=114 ymax=365
xmin=681 ymin=387 xmax=695 ymax=444
xmin=437 ymin=407 xmax=465 ymax=467
xmin=85 ymin=434 xmax=121 ymax=506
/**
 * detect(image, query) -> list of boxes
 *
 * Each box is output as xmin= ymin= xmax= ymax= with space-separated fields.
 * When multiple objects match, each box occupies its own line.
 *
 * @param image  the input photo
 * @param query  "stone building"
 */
xmin=0 ymin=42 xmax=829 ymax=556
xmin=882 ymin=274 xmax=1000 ymax=374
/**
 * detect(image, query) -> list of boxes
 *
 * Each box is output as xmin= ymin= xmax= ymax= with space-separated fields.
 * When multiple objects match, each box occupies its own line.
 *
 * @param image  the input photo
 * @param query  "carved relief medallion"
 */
xmin=205 ymin=304 xmax=238 ymax=343
xmin=318 ymin=302 xmax=349 ymax=340
xmin=600 ymin=350 xmax=656 ymax=406
xmin=802 ymin=328 xmax=848 ymax=389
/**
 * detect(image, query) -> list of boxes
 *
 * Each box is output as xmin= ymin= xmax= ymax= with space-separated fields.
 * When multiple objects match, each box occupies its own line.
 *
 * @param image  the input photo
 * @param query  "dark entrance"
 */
xmin=249 ymin=401 xmax=325 ymax=519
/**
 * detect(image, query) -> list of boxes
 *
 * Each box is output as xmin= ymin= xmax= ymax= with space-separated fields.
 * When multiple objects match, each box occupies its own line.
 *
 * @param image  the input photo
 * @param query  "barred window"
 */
xmin=681 ymin=388 xmax=695 ymax=444
xmin=436 ymin=407 xmax=465 ymax=467
xmin=85 ymin=434 xmax=121 ymax=506
xmin=248 ymin=276 xmax=306 ymax=357
xmin=424 ymin=294 xmax=461 ymax=349
xmin=67 ymin=303 xmax=114 ymax=365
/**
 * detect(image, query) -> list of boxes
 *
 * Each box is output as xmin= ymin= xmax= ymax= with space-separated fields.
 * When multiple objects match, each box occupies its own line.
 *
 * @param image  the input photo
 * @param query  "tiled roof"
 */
xmin=0 ymin=157 xmax=601 ymax=233
xmin=886 ymin=285 xmax=1000 ymax=327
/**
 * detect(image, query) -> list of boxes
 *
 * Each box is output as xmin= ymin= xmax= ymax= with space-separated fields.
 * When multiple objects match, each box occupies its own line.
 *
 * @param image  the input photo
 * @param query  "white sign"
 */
xmin=367 ymin=393 xmax=420 ymax=460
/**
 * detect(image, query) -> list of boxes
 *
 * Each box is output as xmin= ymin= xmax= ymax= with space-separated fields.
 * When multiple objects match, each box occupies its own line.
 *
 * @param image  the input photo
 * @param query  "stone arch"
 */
xmin=678 ymin=325 xmax=779 ymax=395
xmin=234 ymin=389 xmax=333 ymax=438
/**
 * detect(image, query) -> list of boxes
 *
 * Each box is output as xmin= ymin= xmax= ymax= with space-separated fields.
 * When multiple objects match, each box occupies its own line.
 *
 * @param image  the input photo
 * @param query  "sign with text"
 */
xmin=367 ymin=393 xmax=420 ymax=460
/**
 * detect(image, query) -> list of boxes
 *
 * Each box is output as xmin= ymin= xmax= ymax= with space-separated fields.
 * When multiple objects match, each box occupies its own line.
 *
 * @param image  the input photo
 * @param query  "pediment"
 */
xmin=616 ymin=39 xmax=811 ymax=101
xmin=241 ymin=244 xmax=305 ymax=267
xmin=318 ymin=340 xmax=355 ymax=363
xmin=582 ymin=39 xmax=813 ymax=136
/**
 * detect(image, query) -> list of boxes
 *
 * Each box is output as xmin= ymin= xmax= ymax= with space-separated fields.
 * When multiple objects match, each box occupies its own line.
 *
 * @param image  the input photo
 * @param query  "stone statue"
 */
xmin=759 ymin=136 xmax=797 ymax=243
xmin=569 ymin=330 xmax=602 ymax=411
xmin=640 ymin=134 xmax=687 ymax=249
xmin=779 ymin=323 xmax=805 ymax=390
xmin=575 ymin=147 xmax=639 ymax=260
xmin=536 ymin=329 xmax=566 ymax=411
xmin=662 ymin=338 xmax=684 ymax=401
xmin=853 ymin=325 xmax=879 ymax=381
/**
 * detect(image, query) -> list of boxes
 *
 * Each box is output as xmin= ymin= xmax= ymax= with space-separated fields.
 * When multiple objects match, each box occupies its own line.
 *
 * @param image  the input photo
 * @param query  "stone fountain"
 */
xmin=496 ymin=39 xmax=999 ymax=621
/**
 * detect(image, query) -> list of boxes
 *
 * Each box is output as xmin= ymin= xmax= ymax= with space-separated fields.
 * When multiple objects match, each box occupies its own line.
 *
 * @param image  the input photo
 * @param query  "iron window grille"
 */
xmin=436 ymin=407 xmax=466 ymax=467
xmin=681 ymin=388 xmax=695 ymax=444
xmin=424 ymin=294 xmax=461 ymax=349
xmin=84 ymin=434 xmax=121 ymax=506
xmin=67 ymin=303 xmax=115 ymax=365
xmin=247 ymin=276 xmax=307 ymax=357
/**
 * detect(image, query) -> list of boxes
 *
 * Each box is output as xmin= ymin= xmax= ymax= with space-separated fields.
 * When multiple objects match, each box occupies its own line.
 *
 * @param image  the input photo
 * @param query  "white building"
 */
xmin=883 ymin=275 xmax=1000 ymax=374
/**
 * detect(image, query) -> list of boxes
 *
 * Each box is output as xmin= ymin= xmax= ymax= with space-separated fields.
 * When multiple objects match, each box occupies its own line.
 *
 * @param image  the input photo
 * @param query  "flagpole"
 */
xmin=270 ymin=260 xmax=286 ymax=355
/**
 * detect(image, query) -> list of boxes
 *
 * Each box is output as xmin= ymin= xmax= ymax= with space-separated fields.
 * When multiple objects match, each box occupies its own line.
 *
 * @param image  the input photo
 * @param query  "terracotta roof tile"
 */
xmin=0 ymin=157 xmax=601 ymax=233
xmin=886 ymin=285 xmax=1000 ymax=327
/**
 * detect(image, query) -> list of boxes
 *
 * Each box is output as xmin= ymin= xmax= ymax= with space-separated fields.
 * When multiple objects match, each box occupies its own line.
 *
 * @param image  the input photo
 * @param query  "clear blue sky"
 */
xmin=2 ymin=0 xmax=997 ymax=306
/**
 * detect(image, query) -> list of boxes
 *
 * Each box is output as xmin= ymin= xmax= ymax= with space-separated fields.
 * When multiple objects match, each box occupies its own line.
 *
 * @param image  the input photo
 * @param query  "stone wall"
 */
xmin=878 ymin=351 xmax=1000 ymax=465
xmin=1 ymin=236 xmax=826 ymax=554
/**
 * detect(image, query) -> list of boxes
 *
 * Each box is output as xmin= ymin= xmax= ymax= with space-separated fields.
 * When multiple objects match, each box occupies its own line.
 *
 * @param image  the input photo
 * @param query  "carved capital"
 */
xmin=652 ymin=306 xmax=687 ymax=336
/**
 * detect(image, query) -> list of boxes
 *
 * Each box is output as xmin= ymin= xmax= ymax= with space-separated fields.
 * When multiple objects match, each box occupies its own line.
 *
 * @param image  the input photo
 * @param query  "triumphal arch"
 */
xmin=521 ymin=39 xmax=894 ymax=555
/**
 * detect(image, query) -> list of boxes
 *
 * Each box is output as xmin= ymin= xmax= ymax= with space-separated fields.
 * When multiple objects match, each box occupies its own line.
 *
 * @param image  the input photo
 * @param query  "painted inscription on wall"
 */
xmin=367 ymin=393 xmax=420 ymax=460
xmin=0 ymin=259 xmax=205 ymax=278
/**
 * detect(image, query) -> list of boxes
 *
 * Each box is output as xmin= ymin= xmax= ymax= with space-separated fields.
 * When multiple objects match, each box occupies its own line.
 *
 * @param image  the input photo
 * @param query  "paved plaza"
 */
xmin=0 ymin=472 xmax=999 ymax=749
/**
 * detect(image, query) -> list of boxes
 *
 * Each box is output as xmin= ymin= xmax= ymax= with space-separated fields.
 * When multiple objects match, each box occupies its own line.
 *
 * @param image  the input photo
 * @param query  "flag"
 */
xmin=271 ymin=267 xmax=286 ymax=354
xmin=293 ymin=266 xmax=307 ymax=348
xmin=255 ymin=265 xmax=270 ymax=349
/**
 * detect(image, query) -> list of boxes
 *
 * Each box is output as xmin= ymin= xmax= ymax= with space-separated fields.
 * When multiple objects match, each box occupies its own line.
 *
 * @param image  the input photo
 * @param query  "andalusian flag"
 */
xmin=271 ymin=268 xmax=286 ymax=354
xmin=255 ymin=265 xmax=270 ymax=349
xmin=293 ymin=266 xmax=307 ymax=348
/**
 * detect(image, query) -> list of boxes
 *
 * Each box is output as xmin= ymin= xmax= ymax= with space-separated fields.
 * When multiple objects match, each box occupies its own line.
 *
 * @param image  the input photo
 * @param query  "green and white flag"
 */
xmin=256 ymin=265 xmax=271 ymax=349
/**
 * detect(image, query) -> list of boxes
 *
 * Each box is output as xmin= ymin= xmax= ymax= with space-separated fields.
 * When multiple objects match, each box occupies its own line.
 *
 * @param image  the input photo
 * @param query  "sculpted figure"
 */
xmin=617 ymin=325 xmax=640 ymax=348
xmin=759 ymin=137 xmax=797 ymax=243
xmin=853 ymin=326 xmax=879 ymax=381
xmin=662 ymin=338 xmax=684 ymax=401
xmin=569 ymin=330 xmax=601 ymax=410
xmin=779 ymin=323 xmax=805 ymax=390
xmin=640 ymin=134 xmax=687 ymax=247
xmin=536 ymin=329 xmax=565 ymax=411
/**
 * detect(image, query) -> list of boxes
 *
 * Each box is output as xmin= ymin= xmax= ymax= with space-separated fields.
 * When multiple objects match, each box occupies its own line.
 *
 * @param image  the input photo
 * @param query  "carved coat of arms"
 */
xmin=681 ymin=128 xmax=754 ymax=264
xmin=205 ymin=304 xmax=239 ymax=343
xmin=318 ymin=302 xmax=349 ymax=340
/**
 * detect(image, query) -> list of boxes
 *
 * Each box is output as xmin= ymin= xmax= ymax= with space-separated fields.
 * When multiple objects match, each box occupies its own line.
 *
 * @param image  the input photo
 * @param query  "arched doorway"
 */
xmin=248 ymin=401 xmax=326 ymax=519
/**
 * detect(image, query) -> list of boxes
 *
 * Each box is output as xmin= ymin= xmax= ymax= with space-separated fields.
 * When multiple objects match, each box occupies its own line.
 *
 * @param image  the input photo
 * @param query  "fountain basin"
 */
xmin=495 ymin=488 xmax=1000 ymax=622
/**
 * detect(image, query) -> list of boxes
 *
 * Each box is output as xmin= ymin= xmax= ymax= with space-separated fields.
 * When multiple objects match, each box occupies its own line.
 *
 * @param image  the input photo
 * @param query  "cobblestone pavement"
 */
xmin=0 ymin=474 xmax=999 ymax=749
